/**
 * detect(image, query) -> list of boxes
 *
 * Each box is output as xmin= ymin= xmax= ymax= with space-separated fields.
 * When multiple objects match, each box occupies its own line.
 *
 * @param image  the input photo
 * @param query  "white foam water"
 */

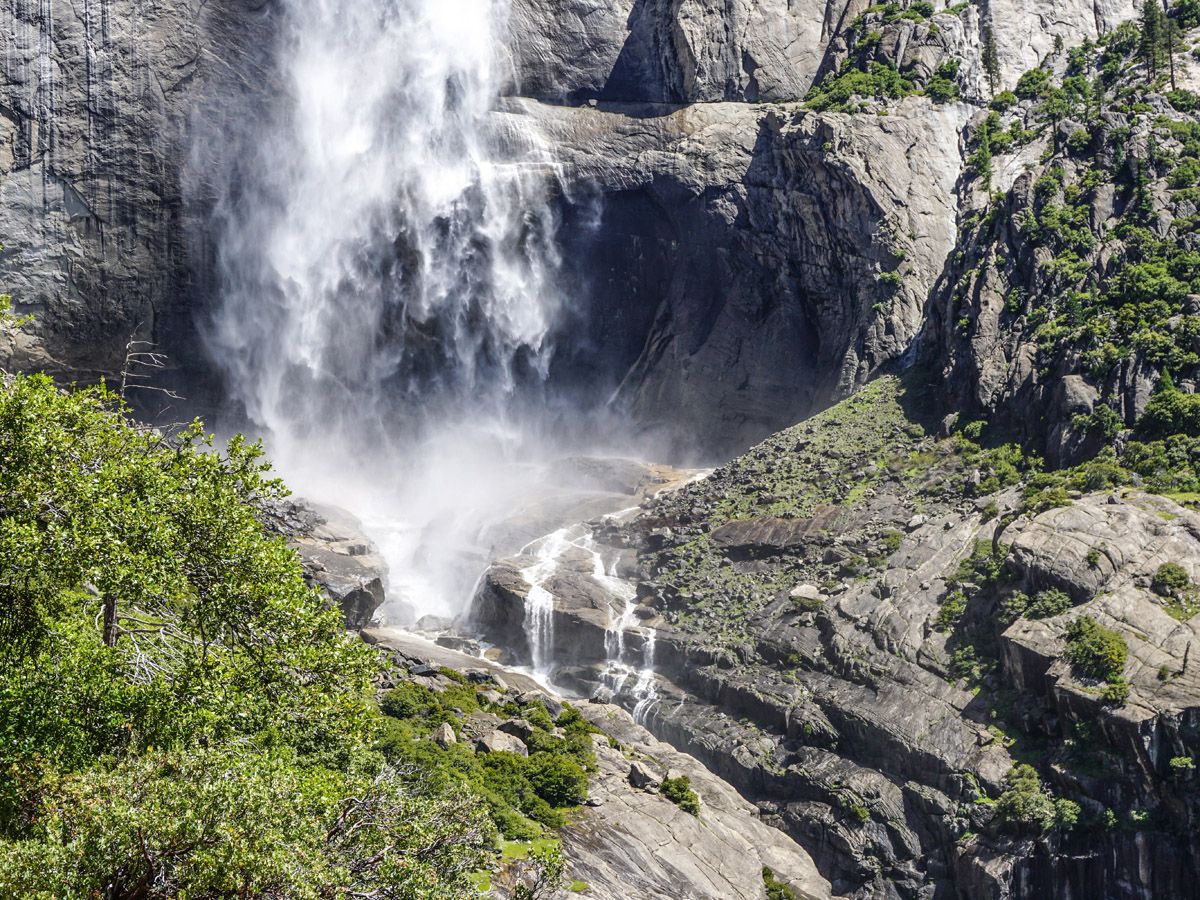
xmin=203 ymin=0 xmax=574 ymax=621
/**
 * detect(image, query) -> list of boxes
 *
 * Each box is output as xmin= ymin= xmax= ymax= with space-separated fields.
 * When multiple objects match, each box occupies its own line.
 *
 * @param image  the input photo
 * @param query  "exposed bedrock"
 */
xmin=469 ymin=508 xmax=1015 ymax=896
xmin=0 ymin=0 xmax=273 ymax=412
xmin=469 ymin=482 xmax=1200 ymax=898
xmin=512 ymin=96 xmax=969 ymax=455
xmin=503 ymin=0 xmax=1138 ymax=105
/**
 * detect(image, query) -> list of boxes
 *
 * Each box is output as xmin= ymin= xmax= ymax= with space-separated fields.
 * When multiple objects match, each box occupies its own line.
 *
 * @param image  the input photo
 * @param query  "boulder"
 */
xmin=276 ymin=501 xmax=389 ymax=629
xmin=789 ymin=584 xmax=826 ymax=603
xmin=498 ymin=718 xmax=537 ymax=742
xmin=431 ymin=723 xmax=457 ymax=749
xmin=629 ymin=760 xmax=662 ymax=790
xmin=475 ymin=730 xmax=529 ymax=757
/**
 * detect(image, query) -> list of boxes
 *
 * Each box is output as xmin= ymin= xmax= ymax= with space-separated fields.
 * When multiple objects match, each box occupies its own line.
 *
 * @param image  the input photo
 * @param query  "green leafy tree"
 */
xmin=994 ymin=765 xmax=1079 ymax=835
xmin=0 ymin=375 xmax=497 ymax=897
xmin=0 ymin=751 xmax=493 ymax=900
xmin=1063 ymin=615 xmax=1129 ymax=682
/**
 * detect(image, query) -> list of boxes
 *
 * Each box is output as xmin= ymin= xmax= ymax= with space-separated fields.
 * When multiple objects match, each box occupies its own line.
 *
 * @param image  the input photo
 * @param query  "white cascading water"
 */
xmin=631 ymin=628 xmax=659 ymax=724
xmin=204 ymin=0 xmax=575 ymax=621
xmin=518 ymin=526 xmax=579 ymax=677
xmin=579 ymin=528 xmax=658 ymax=720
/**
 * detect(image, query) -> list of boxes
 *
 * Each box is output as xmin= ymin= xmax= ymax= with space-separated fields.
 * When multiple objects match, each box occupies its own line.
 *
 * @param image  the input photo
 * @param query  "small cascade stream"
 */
xmin=517 ymin=525 xmax=580 ymax=678
xmin=630 ymin=627 xmax=659 ymax=725
xmin=514 ymin=518 xmax=660 ymax=717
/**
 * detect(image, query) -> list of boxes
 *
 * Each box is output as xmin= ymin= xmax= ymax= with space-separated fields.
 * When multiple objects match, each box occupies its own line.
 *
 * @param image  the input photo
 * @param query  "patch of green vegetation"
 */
xmin=925 ymin=59 xmax=961 ymax=103
xmin=994 ymin=764 xmax=1080 ymax=834
xmin=936 ymin=589 xmax=969 ymax=633
xmin=1151 ymin=561 xmax=1200 ymax=619
xmin=806 ymin=61 xmax=916 ymax=112
xmin=1063 ymin=616 xmax=1129 ymax=695
xmin=1171 ymin=755 xmax=1196 ymax=772
xmin=762 ymin=866 xmax=799 ymax=900
xmin=378 ymin=692 xmax=597 ymax=839
xmin=660 ymin=775 xmax=701 ymax=816
xmin=1027 ymin=588 xmax=1075 ymax=619
xmin=949 ymin=644 xmax=995 ymax=684
xmin=792 ymin=594 xmax=825 ymax=613
xmin=500 ymin=836 xmax=562 ymax=860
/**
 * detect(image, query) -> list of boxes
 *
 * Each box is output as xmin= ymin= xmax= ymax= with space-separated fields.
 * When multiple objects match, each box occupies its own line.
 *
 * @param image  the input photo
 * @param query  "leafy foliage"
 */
xmin=377 ymin=689 xmax=596 ymax=838
xmin=0 ymin=750 xmax=492 ymax=900
xmin=762 ymin=866 xmax=799 ymax=900
xmin=994 ymin=764 xmax=1080 ymax=834
xmin=1063 ymin=616 xmax=1129 ymax=684
xmin=0 ymin=374 xmax=496 ymax=897
xmin=806 ymin=61 xmax=916 ymax=112
xmin=660 ymin=775 xmax=701 ymax=816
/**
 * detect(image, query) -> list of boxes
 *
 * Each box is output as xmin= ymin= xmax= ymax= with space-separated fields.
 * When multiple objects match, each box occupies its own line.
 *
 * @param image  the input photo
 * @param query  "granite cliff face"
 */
xmin=0 ymin=0 xmax=1140 ymax=452
xmin=497 ymin=0 xmax=1139 ymax=453
xmin=0 ymin=0 xmax=271 ymax=408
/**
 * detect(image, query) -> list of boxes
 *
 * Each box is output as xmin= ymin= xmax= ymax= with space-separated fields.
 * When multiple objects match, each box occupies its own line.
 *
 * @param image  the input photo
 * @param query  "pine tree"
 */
xmin=982 ymin=26 xmax=1001 ymax=97
xmin=1141 ymin=0 xmax=1165 ymax=82
xmin=1164 ymin=0 xmax=1178 ymax=91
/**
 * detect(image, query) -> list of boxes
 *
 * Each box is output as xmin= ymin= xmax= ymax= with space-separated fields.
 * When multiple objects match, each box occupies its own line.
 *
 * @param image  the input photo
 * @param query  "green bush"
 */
xmin=926 ymin=60 xmax=961 ymax=103
xmin=762 ymin=865 xmax=799 ymax=900
xmin=381 ymin=682 xmax=446 ymax=723
xmin=1152 ymin=562 xmax=1192 ymax=596
xmin=1000 ymin=591 xmax=1031 ymax=625
xmin=0 ymin=749 xmax=492 ymax=899
xmin=660 ymin=775 xmax=701 ymax=816
xmin=806 ymin=61 xmax=916 ymax=112
xmin=1063 ymin=616 xmax=1128 ymax=683
xmin=524 ymin=701 xmax=556 ymax=732
xmin=1015 ymin=67 xmax=1051 ymax=100
xmin=994 ymin=765 xmax=1079 ymax=834
xmin=994 ymin=764 xmax=1056 ymax=833
xmin=1026 ymin=589 xmax=1074 ymax=619
xmin=991 ymin=89 xmax=1018 ymax=111
xmin=526 ymin=755 xmax=588 ymax=808
xmin=1102 ymin=679 xmax=1131 ymax=705
xmin=1054 ymin=798 xmax=1081 ymax=830
xmin=1066 ymin=128 xmax=1093 ymax=155
xmin=935 ymin=589 xmax=968 ymax=632
xmin=1170 ymin=157 xmax=1200 ymax=189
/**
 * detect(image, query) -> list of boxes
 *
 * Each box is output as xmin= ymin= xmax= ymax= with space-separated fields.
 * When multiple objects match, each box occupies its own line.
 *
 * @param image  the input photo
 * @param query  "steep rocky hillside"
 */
xmin=469 ymin=10 xmax=1200 ymax=898
xmin=473 ymin=374 xmax=1200 ymax=898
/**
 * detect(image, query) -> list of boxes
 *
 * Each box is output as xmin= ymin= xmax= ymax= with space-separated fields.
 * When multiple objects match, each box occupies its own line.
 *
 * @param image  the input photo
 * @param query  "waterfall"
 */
xmin=602 ymin=598 xmax=638 ymax=694
xmin=202 ymin=0 xmax=571 ymax=620
xmin=519 ymin=527 xmax=577 ymax=677
xmin=631 ymin=628 xmax=659 ymax=725
xmin=591 ymin=532 xmax=658 ymax=722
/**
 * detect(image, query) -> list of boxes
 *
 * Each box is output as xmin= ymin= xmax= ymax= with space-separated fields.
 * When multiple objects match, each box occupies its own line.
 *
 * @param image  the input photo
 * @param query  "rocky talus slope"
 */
xmin=472 ymin=375 xmax=1200 ymax=898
